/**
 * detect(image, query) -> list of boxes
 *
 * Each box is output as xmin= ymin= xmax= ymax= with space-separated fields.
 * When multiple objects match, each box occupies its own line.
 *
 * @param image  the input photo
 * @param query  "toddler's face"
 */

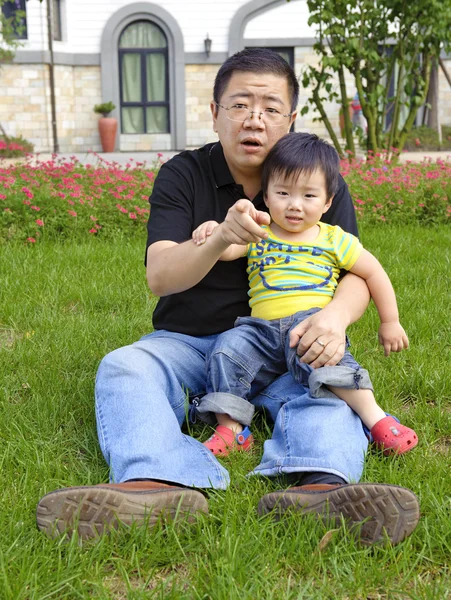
xmin=264 ymin=168 xmax=332 ymax=238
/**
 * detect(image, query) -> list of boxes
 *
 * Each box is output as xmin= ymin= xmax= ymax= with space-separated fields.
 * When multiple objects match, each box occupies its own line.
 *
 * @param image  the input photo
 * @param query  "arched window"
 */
xmin=118 ymin=21 xmax=169 ymax=134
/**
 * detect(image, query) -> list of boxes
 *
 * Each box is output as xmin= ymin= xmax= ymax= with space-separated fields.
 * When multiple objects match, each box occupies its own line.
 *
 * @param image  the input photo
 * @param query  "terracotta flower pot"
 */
xmin=98 ymin=117 xmax=117 ymax=152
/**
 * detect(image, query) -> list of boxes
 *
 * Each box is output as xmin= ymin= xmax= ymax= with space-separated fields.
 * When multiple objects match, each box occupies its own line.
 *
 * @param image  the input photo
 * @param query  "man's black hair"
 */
xmin=261 ymin=133 xmax=340 ymax=200
xmin=213 ymin=48 xmax=299 ymax=113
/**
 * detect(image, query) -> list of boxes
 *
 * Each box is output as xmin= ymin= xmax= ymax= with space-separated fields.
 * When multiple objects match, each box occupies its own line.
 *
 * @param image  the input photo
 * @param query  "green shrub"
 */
xmin=0 ymin=135 xmax=34 ymax=158
xmin=403 ymin=125 xmax=451 ymax=151
xmin=93 ymin=102 xmax=116 ymax=117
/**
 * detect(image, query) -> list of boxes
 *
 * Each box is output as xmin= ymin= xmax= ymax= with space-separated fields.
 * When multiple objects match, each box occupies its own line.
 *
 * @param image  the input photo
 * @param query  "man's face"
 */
xmin=211 ymin=71 xmax=296 ymax=180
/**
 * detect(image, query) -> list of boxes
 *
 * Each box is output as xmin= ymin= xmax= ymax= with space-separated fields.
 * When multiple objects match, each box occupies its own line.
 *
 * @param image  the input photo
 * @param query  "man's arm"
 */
xmin=147 ymin=199 xmax=269 ymax=297
xmin=289 ymin=272 xmax=370 ymax=368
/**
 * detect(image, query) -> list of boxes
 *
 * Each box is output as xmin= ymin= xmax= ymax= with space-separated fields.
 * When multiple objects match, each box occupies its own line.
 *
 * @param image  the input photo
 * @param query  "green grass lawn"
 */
xmin=1 ymin=224 xmax=450 ymax=599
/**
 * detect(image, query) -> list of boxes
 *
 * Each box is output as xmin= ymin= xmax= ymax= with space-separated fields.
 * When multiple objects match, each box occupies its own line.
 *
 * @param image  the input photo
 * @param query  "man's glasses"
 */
xmin=215 ymin=102 xmax=292 ymax=128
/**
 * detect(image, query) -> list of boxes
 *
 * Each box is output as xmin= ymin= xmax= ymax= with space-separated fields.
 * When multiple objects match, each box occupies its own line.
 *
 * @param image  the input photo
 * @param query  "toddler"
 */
xmin=192 ymin=133 xmax=418 ymax=457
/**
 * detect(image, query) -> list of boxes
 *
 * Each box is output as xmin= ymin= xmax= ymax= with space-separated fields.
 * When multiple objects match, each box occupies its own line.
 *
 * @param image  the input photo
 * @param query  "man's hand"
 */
xmin=289 ymin=305 xmax=348 ymax=368
xmin=217 ymin=199 xmax=270 ymax=245
xmin=192 ymin=220 xmax=219 ymax=245
xmin=378 ymin=322 xmax=409 ymax=356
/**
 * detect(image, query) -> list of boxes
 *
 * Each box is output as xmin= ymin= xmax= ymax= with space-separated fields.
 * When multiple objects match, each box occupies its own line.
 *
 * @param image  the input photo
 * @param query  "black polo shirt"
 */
xmin=146 ymin=142 xmax=358 ymax=336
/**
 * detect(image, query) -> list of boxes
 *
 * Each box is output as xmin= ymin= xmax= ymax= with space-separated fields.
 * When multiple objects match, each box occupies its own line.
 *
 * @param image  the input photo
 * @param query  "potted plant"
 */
xmin=94 ymin=101 xmax=117 ymax=152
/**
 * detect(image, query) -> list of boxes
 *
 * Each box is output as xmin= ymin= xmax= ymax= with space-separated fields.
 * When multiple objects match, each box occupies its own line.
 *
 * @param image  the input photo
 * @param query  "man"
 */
xmin=36 ymin=49 xmax=419 ymax=545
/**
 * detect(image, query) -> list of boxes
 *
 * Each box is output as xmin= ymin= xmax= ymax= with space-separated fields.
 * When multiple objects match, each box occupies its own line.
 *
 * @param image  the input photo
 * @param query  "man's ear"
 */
xmin=211 ymin=101 xmax=219 ymax=133
xmin=289 ymin=111 xmax=297 ymax=130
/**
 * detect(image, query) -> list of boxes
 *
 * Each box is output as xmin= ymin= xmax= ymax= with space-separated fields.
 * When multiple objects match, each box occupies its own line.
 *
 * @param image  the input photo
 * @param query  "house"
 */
xmin=1 ymin=0 xmax=450 ymax=153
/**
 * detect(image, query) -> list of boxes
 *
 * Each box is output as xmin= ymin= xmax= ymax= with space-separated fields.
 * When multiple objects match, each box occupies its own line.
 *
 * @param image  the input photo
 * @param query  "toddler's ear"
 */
xmin=323 ymin=196 xmax=333 ymax=213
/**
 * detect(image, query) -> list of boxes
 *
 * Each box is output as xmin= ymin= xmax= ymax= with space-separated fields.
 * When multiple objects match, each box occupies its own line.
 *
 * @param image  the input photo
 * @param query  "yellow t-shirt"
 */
xmin=247 ymin=223 xmax=362 ymax=320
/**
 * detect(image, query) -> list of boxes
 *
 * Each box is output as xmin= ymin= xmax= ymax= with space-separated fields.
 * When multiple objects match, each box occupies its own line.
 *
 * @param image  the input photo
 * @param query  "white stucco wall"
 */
xmin=245 ymin=0 xmax=314 ymax=38
xmin=21 ymin=0 xmax=303 ymax=54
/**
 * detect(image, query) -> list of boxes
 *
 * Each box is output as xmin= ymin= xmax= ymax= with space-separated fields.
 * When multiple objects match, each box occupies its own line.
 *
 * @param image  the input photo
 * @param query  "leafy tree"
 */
xmin=295 ymin=0 xmax=451 ymax=157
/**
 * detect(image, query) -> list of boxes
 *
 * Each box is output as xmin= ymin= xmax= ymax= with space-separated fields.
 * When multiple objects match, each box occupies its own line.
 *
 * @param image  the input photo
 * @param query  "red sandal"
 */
xmin=203 ymin=425 xmax=254 ymax=457
xmin=370 ymin=416 xmax=418 ymax=455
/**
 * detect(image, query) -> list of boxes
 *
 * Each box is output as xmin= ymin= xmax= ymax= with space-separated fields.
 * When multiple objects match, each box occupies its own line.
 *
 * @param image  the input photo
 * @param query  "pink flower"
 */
xmin=23 ymin=199 xmax=31 ymax=205
xmin=68 ymin=210 xmax=77 ymax=217
xmin=0 ymin=194 xmax=6 ymax=200
xmin=31 ymin=205 xmax=40 ymax=211
xmin=129 ymin=212 xmax=137 ymax=219
xmin=22 ymin=186 xmax=34 ymax=199
xmin=90 ymin=215 xmax=97 ymax=222
xmin=36 ymin=219 xmax=44 ymax=226
xmin=4 ymin=207 xmax=12 ymax=213
xmin=89 ymin=228 xmax=97 ymax=234
xmin=26 ymin=237 xmax=36 ymax=243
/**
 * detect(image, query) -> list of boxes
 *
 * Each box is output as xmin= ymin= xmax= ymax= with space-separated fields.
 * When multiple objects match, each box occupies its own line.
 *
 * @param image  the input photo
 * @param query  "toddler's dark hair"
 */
xmin=261 ymin=133 xmax=340 ymax=200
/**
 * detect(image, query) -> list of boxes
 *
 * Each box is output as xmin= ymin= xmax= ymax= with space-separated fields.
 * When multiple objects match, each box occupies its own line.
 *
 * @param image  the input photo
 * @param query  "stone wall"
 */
xmin=3 ymin=56 xmax=450 ymax=154
xmin=0 ymin=64 xmax=103 ymax=153
xmin=0 ymin=64 xmax=52 ymax=152
xmin=439 ymin=59 xmax=451 ymax=128
xmin=185 ymin=64 xmax=219 ymax=148
xmin=57 ymin=65 xmax=102 ymax=153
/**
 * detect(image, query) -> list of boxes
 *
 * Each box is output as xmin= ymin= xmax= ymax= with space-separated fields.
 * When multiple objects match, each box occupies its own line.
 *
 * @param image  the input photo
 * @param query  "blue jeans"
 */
xmin=95 ymin=328 xmax=368 ymax=489
xmin=197 ymin=309 xmax=373 ymax=428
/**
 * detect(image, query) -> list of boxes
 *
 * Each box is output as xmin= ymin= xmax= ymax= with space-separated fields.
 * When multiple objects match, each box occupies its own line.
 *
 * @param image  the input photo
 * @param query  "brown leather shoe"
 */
xmin=258 ymin=483 xmax=420 ymax=545
xmin=36 ymin=480 xmax=208 ymax=540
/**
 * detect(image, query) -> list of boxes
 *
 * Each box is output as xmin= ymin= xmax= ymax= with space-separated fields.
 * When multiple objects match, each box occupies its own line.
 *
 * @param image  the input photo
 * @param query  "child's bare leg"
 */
xmin=328 ymin=387 xmax=385 ymax=430
xmin=328 ymin=386 xmax=418 ymax=454
xmin=216 ymin=413 xmax=243 ymax=434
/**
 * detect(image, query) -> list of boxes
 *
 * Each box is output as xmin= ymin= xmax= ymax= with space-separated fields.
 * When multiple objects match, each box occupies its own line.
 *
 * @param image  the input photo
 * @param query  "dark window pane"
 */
xmin=52 ymin=0 xmax=62 ymax=41
xmin=146 ymin=107 xmax=168 ymax=133
xmin=119 ymin=21 xmax=167 ymax=49
xmin=146 ymin=54 xmax=166 ymax=102
xmin=1 ymin=0 xmax=27 ymax=39
xmin=122 ymin=108 xmax=144 ymax=134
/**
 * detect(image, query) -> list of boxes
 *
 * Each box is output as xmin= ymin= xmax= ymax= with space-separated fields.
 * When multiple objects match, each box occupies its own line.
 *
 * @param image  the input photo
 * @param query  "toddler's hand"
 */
xmin=378 ymin=321 xmax=409 ymax=356
xmin=192 ymin=220 xmax=219 ymax=245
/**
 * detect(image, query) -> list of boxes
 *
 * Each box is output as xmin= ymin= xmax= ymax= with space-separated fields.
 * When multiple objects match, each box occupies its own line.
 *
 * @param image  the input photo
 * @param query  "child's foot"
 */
xmin=203 ymin=426 xmax=254 ymax=457
xmin=370 ymin=416 xmax=418 ymax=455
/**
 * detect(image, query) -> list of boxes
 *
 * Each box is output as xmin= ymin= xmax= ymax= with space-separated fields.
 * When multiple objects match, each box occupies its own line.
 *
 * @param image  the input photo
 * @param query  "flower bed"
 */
xmin=1 ymin=152 xmax=449 ymax=243
xmin=343 ymin=154 xmax=451 ymax=225
xmin=0 ymin=154 xmax=159 ymax=243
xmin=0 ymin=135 xmax=34 ymax=158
